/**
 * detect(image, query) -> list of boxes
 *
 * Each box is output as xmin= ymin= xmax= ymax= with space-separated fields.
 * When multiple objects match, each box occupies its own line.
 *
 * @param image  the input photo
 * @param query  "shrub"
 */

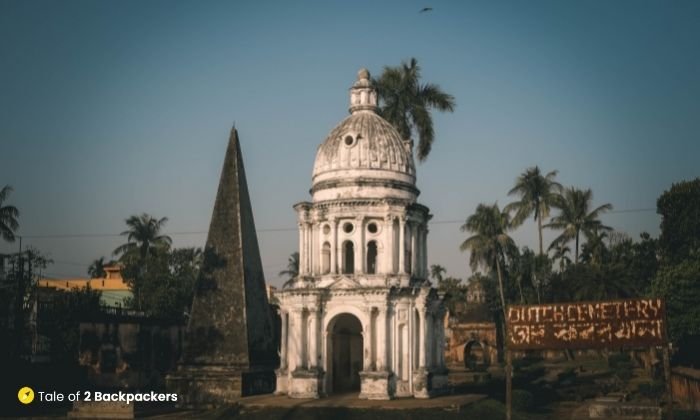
xmin=557 ymin=368 xmax=577 ymax=384
xmin=512 ymin=389 xmax=535 ymax=412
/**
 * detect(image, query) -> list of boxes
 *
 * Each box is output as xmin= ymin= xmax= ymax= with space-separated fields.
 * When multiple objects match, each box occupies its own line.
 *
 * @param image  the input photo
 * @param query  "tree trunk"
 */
xmin=517 ymin=277 xmax=525 ymax=304
xmin=538 ymin=216 xmax=544 ymax=256
xmin=496 ymin=258 xmax=508 ymax=322
xmin=575 ymin=231 xmax=580 ymax=263
xmin=536 ymin=217 xmax=543 ymax=304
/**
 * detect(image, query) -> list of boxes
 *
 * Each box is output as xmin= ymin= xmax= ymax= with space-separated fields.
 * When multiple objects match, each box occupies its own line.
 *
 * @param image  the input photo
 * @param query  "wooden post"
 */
xmin=506 ymin=349 xmax=512 ymax=420
xmin=663 ymin=345 xmax=673 ymax=420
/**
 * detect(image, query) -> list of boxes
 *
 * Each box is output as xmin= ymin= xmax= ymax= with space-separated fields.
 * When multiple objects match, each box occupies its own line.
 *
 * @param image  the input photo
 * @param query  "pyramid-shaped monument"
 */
xmin=168 ymin=128 xmax=277 ymax=406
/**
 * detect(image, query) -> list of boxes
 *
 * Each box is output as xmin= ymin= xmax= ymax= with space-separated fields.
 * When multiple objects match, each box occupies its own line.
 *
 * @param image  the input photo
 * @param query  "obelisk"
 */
xmin=167 ymin=127 xmax=277 ymax=407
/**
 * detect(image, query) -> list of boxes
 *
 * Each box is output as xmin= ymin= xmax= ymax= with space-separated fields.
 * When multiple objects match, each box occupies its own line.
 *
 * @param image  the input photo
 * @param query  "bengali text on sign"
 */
xmin=506 ymin=298 xmax=667 ymax=350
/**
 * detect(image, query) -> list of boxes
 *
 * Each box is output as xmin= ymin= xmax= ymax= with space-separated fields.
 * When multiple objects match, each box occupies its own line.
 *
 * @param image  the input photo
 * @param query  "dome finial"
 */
xmin=349 ymin=67 xmax=377 ymax=114
xmin=357 ymin=68 xmax=370 ymax=81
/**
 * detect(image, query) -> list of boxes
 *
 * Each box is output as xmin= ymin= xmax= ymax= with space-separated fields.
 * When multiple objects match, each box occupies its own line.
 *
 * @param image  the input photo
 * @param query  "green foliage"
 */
xmin=542 ymin=232 xmax=656 ymax=302
xmin=505 ymin=166 xmax=563 ymax=256
xmin=557 ymin=368 xmax=577 ymax=385
xmin=114 ymin=213 xmax=172 ymax=310
xmin=437 ymin=276 xmax=466 ymax=314
xmin=461 ymin=203 xmax=516 ymax=320
xmin=374 ymin=58 xmax=455 ymax=161
xmin=651 ymin=256 xmax=700 ymax=349
xmin=87 ymin=257 xmax=107 ymax=278
xmin=511 ymin=389 xmax=535 ymax=412
xmin=545 ymin=187 xmax=612 ymax=262
xmin=429 ymin=264 xmax=446 ymax=284
xmin=0 ymin=247 xmax=52 ymax=357
xmin=114 ymin=213 xmax=172 ymax=262
xmin=121 ymin=246 xmax=201 ymax=321
xmin=505 ymin=247 xmax=553 ymax=304
xmin=42 ymin=285 xmax=102 ymax=363
xmin=279 ymin=252 xmax=299 ymax=288
xmin=657 ymin=178 xmax=700 ymax=263
xmin=0 ymin=185 xmax=20 ymax=242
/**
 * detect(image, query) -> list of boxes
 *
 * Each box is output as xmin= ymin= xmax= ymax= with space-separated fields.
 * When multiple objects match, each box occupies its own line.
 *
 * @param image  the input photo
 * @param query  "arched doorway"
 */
xmin=464 ymin=340 xmax=488 ymax=371
xmin=327 ymin=313 xmax=363 ymax=393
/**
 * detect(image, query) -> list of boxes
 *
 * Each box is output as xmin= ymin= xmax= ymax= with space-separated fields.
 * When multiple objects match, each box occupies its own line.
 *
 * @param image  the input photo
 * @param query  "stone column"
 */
xmin=309 ymin=307 xmax=318 ymax=369
xmin=280 ymin=311 xmax=288 ymax=369
xmin=362 ymin=309 xmax=372 ymax=371
xmin=416 ymin=225 xmax=422 ymax=277
xmin=425 ymin=312 xmax=433 ymax=368
xmin=418 ymin=307 xmax=426 ymax=369
xmin=377 ymin=307 xmax=387 ymax=371
xmin=356 ymin=216 xmax=365 ymax=274
xmin=298 ymin=223 xmax=305 ymax=275
xmin=383 ymin=216 xmax=393 ymax=274
xmin=423 ymin=227 xmax=429 ymax=279
xmin=314 ymin=221 xmax=320 ymax=275
xmin=411 ymin=223 xmax=418 ymax=275
xmin=437 ymin=311 xmax=445 ymax=367
xmin=398 ymin=217 xmax=406 ymax=274
xmin=330 ymin=218 xmax=338 ymax=274
xmin=307 ymin=223 xmax=313 ymax=276
xmin=290 ymin=310 xmax=304 ymax=371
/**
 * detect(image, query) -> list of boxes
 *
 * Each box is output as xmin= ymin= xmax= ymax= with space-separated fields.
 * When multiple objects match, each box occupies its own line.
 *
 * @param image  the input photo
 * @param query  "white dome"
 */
xmin=311 ymin=69 xmax=417 ymax=202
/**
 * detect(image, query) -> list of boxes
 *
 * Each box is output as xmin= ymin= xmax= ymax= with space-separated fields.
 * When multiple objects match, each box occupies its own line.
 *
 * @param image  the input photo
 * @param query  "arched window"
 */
xmin=343 ymin=241 xmax=354 ymax=274
xmin=322 ymin=242 xmax=331 ymax=274
xmin=366 ymin=241 xmax=377 ymax=274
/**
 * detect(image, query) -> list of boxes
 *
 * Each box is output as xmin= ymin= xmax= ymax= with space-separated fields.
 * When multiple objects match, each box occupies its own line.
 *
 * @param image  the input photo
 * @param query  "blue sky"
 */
xmin=1 ymin=0 xmax=699 ymax=286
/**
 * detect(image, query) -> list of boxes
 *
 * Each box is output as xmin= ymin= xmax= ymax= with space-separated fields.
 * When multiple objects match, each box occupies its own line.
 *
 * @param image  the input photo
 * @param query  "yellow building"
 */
xmin=38 ymin=265 xmax=132 ymax=307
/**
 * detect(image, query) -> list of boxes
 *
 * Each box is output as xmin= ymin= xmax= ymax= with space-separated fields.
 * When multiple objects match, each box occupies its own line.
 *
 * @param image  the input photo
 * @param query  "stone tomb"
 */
xmin=275 ymin=69 xmax=448 ymax=400
xmin=167 ymin=128 xmax=277 ymax=407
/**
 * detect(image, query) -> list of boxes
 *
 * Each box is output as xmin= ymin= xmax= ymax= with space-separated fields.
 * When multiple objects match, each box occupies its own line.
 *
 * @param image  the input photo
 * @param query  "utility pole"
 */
xmin=14 ymin=235 xmax=24 ymax=357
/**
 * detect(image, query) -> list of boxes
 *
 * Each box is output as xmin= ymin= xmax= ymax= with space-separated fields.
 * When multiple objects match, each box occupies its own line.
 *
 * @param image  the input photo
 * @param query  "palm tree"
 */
xmin=551 ymin=244 xmax=572 ymax=272
xmin=88 ymin=257 xmax=107 ymax=278
xmin=429 ymin=264 xmax=446 ymax=284
xmin=545 ymin=187 xmax=613 ymax=263
xmin=0 ymin=185 xmax=20 ymax=242
xmin=279 ymin=252 xmax=299 ymax=288
xmin=580 ymin=228 xmax=609 ymax=266
xmin=505 ymin=166 xmax=563 ymax=256
xmin=113 ymin=213 xmax=172 ymax=262
xmin=113 ymin=214 xmax=171 ymax=311
xmin=374 ymin=58 xmax=456 ymax=161
xmin=460 ymin=203 xmax=516 ymax=320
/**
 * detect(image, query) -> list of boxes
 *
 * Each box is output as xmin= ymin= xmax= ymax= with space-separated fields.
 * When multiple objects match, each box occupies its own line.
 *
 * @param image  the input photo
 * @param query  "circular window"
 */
xmin=343 ymin=222 xmax=354 ymax=234
xmin=344 ymin=135 xmax=355 ymax=147
xmin=367 ymin=222 xmax=378 ymax=234
xmin=323 ymin=224 xmax=331 ymax=235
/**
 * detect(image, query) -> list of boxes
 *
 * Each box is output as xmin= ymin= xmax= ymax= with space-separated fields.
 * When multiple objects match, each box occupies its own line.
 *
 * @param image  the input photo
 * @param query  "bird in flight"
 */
xmin=419 ymin=7 xmax=433 ymax=13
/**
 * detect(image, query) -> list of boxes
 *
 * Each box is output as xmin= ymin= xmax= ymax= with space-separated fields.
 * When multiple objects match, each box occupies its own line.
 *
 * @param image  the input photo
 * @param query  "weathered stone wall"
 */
xmin=78 ymin=321 xmax=184 ymax=389
xmin=445 ymin=321 xmax=498 ymax=369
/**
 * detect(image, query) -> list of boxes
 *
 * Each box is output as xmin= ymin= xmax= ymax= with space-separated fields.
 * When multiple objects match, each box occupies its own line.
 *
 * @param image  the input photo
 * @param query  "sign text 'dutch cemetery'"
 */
xmin=506 ymin=298 xmax=667 ymax=350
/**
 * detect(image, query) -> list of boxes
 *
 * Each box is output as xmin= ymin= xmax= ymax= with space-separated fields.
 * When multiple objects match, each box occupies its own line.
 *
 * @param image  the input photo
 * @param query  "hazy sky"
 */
xmin=1 ymin=0 xmax=699 ymax=287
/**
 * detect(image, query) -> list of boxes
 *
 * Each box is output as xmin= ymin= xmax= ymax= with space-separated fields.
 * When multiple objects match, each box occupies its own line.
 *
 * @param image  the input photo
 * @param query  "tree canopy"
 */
xmin=657 ymin=178 xmax=700 ymax=263
xmin=374 ymin=58 xmax=455 ymax=162
xmin=0 ymin=185 xmax=20 ymax=242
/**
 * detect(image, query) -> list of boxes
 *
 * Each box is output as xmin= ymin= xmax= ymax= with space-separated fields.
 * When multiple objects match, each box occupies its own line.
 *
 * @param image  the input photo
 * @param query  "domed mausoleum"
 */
xmin=275 ymin=69 xmax=448 ymax=400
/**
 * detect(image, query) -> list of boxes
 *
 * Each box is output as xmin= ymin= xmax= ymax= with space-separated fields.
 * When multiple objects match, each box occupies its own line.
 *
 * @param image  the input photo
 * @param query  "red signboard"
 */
xmin=506 ymin=298 xmax=668 ymax=350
